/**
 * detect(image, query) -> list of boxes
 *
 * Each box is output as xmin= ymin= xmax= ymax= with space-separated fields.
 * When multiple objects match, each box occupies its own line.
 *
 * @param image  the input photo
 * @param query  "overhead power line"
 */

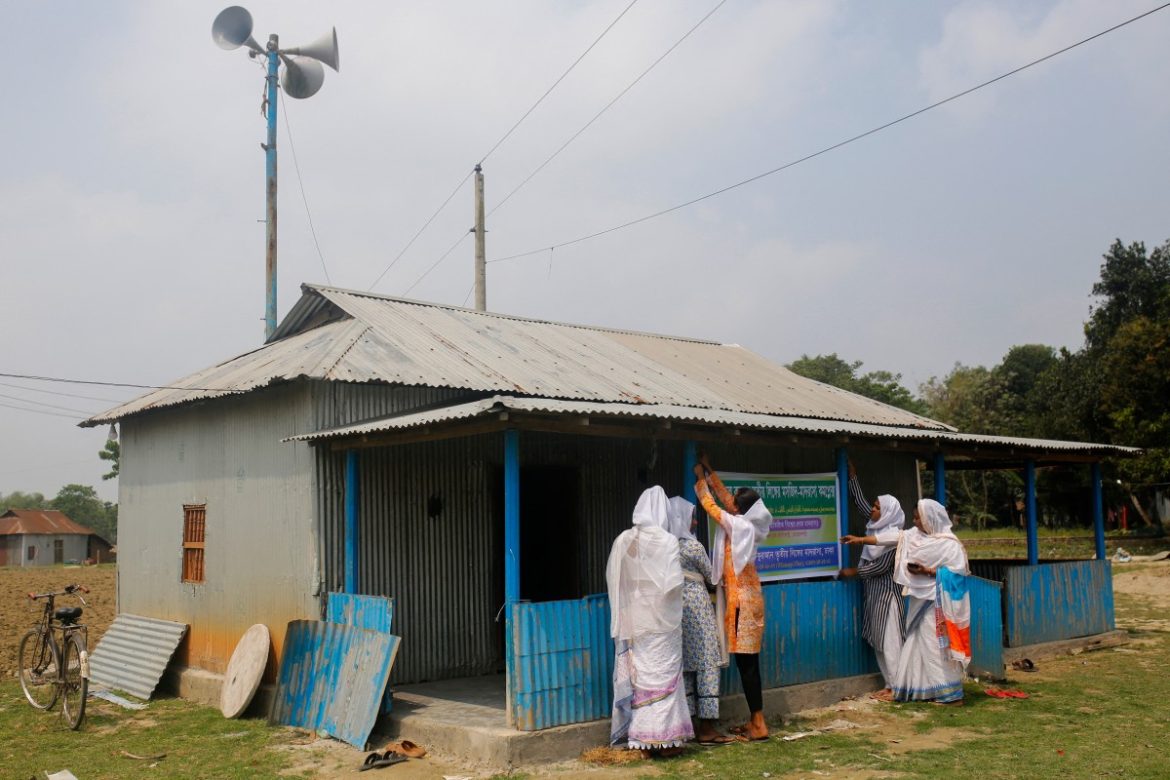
xmin=0 ymin=380 xmax=125 ymax=404
xmin=489 ymin=2 xmax=1170 ymax=266
xmin=488 ymin=0 xmax=727 ymax=219
xmin=0 ymin=400 xmax=88 ymax=420
xmin=0 ymin=372 xmax=240 ymax=394
xmin=409 ymin=0 xmax=725 ymax=298
xmin=0 ymin=392 xmax=99 ymax=417
xmin=368 ymin=0 xmax=640 ymax=291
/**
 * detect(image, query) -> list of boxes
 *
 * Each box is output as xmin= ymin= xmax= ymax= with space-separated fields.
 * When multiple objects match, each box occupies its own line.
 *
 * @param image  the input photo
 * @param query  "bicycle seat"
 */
xmin=55 ymin=607 xmax=83 ymax=624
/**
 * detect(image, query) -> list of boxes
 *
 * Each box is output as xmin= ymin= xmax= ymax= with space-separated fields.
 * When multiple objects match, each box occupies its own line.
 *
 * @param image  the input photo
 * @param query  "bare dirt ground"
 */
xmin=0 ymin=564 xmax=116 ymax=677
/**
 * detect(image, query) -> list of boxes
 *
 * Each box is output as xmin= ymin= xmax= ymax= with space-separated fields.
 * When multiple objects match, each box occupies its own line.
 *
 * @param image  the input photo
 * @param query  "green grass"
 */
xmin=956 ymin=527 xmax=1169 ymax=560
xmin=0 ymin=682 xmax=309 ymax=780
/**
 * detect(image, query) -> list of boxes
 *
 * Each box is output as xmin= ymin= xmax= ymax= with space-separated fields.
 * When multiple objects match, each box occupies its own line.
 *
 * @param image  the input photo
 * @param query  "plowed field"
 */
xmin=1 ymin=564 xmax=116 ymax=676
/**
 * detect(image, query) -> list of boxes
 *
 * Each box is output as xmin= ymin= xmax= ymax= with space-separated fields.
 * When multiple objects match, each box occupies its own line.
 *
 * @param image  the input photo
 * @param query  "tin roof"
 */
xmin=85 ymin=284 xmax=952 ymax=431
xmin=285 ymin=395 xmax=1139 ymax=458
xmin=0 ymin=509 xmax=97 ymax=537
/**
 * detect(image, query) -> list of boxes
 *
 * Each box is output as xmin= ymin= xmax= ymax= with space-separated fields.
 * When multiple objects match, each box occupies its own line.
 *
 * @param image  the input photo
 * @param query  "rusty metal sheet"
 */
xmin=269 ymin=619 xmax=400 ymax=749
xmin=1004 ymin=560 xmax=1115 ymax=647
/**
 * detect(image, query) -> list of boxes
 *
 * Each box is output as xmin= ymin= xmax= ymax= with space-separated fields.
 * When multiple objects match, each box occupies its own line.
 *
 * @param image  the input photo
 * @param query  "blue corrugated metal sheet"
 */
xmin=269 ymin=620 xmax=400 ymax=749
xmin=1004 ymin=561 xmax=1115 ymax=647
xmin=968 ymin=575 xmax=1004 ymax=680
xmin=722 ymin=580 xmax=876 ymax=692
xmin=326 ymin=593 xmax=396 ymax=714
xmin=507 ymin=595 xmax=612 ymax=731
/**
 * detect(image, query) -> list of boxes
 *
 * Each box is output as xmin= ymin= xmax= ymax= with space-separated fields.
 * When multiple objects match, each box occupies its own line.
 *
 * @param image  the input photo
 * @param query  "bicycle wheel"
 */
xmin=18 ymin=629 xmax=59 ymax=710
xmin=60 ymin=633 xmax=88 ymax=729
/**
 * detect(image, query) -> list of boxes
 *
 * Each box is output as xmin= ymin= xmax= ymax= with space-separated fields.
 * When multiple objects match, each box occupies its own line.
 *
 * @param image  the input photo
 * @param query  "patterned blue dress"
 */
xmin=679 ymin=537 xmax=723 ymax=719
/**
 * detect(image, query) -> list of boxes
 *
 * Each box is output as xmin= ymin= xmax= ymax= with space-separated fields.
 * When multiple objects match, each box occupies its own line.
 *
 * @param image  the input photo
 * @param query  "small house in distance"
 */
xmin=0 ymin=509 xmax=113 ymax=566
xmin=84 ymin=283 xmax=1134 ymax=740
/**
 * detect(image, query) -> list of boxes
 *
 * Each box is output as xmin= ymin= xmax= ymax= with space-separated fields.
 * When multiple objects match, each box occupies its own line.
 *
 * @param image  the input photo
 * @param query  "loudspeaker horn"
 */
xmin=212 ymin=6 xmax=263 ymax=54
xmin=284 ymin=27 xmax=339 ymax=72
xmin=281 ymin=55 xmax=325 ymax=99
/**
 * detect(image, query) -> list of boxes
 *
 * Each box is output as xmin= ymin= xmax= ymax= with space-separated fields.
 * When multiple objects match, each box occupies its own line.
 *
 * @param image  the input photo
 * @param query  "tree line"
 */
xmin=788 ymin=238 xmax=1169 ymax=531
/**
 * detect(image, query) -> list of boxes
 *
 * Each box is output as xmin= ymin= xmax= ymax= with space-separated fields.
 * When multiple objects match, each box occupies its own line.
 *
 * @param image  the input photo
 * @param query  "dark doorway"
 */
xmin=53 ymin=539 xmax=64 ymax=564
xmin=492 ymin=464 xmax=583 ymax=605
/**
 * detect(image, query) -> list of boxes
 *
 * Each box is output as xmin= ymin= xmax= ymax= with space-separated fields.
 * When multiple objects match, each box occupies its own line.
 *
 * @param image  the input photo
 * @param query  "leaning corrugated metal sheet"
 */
xmin=87 ymin=613 xmax=188 ymax=700
xmin=83 ymin=284 xmax=951 ymax=430
xmin=286 ymin=394 xmax=1140 ymax=457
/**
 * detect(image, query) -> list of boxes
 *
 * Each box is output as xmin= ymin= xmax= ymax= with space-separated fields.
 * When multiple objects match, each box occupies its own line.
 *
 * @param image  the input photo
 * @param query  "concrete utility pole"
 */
xmin=474 ymin=164 xmax=486 ymax=311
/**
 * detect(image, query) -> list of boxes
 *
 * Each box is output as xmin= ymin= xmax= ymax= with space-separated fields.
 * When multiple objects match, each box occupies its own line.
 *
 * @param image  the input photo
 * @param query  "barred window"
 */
xmin=181 ymin=504 xmax=206 ymax=584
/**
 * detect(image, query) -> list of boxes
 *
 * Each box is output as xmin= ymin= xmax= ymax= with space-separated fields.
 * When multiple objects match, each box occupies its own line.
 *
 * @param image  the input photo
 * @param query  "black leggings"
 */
xmin=734 ymin=652 xmax=763 ymax=713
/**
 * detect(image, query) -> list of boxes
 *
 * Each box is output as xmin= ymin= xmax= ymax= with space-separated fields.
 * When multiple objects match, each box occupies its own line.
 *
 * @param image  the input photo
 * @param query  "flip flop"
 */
xmin=359 ymin=751 xmax=407 ymax=771
xmin=984 ymin=688 xmax=1011 ymax=699
xmin=384 ymin=740 xmax=427 ymax=759
xmin=696 ymin=734 xmax=740 ymax=745
xmin=1011 ymin=658 xmax=1037 ymax=673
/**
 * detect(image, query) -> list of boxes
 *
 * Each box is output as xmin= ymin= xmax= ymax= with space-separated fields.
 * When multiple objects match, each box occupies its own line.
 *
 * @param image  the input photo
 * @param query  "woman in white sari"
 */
xmin=608 ymin=486 xmax=694 ymax=752
xmin=891 ymin=498 xmax=972 ymax=705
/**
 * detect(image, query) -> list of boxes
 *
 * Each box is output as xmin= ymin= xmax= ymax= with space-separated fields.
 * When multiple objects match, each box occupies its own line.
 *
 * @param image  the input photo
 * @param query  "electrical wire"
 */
xmin=280 ymin=91 xmax=332 ymax=285
xmin=0 ymin=392 xmax=100 ymax=417
xmin=488 ymin=0 xmax=726 ymax=218
xmin=489 ymin=2 xmax=1170 ymax=266
xmin=368 ymin=0 xmax=640 ymax=291
xmin=476 ymin=0 xmax=641 ymax=166
xmin=0 ymin=372 xmax=241 ymax=393
xmin=0 ymin=380 xmax=125 ymax=404
xmin=402 ymin=232 xmax=472 ymax=297
xmin=0 ymin=400 xmax=88 ymax=420
xmin=411 ymin=0 xmax=725 ymax=300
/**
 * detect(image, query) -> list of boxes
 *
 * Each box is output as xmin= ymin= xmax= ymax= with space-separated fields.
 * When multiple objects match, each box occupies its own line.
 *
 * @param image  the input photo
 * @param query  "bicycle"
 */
xmin=18 ymin=584 xmax=90 ymax=729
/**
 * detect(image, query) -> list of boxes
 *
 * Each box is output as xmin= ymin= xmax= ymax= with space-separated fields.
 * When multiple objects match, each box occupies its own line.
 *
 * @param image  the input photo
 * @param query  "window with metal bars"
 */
xmin=181 ymin=503 xmax=206 ymax=583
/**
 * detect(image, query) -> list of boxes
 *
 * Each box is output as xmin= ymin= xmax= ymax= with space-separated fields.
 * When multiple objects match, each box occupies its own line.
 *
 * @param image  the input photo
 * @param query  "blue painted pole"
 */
xmin=504 ymin=429 xmax=521 ymax=604
xmin=1025 ymin=460 xmax=1038 ymax=565
xmin=1092 ymin=462 xmax=1106 ymax=561
xmin=836 ymin=448 xmax=848 ymax=568
xmin=263 ymin=38 xmax=279 ymax=341
xmin=344 ymin=450 xmax=359 ymax=593
xmin=933 ymin=453 xmax=946 ymax=505
xmin=683 ymin=441 xmax=698 ymax=503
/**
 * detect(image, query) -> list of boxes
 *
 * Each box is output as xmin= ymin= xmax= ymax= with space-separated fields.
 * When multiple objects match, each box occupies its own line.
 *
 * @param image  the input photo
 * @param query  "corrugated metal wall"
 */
xmin=1004 ymin=560 xmax=1115 ymax=647
xmin=968 ymin=575 xmax=1005 ymax=680
xmin=118 ymin=383 xmax=319 ymax=675
xmin=14 ymin=534 xmax=88 ymax=566
xmin=721 ymin=579 xmax=876 ymax=692
xmin=507 ymin=595 xmax=612 ymax=731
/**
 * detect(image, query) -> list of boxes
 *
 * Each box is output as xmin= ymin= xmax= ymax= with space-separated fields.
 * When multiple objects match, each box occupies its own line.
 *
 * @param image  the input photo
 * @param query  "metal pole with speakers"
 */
xmin=211 ymin=6 xmax=340 ymax=341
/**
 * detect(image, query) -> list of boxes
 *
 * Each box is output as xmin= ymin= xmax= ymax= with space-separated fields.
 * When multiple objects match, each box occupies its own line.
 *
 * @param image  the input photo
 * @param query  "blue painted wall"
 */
xmin=1004 ymin=560 xmax=1115 ymax=647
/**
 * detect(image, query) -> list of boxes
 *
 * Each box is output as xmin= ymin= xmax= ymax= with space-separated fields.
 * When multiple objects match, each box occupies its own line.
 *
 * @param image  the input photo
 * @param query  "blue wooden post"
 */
xmin=836 ymin=448 xmax=849 ymax=567
xmin=683 ymin=441 xmax=698 ymax=503
xmin=1025 ymin=460 xmax=1038 ymax=565
xmin=1092 ymin=462 xmax=1106 ymax=561
xmin=504 ymin=429 xmax=521 ymax=604
xmin=344 ymin=450 xmax=359 ymax=594
xmin=933 ymin=453 xmax=946 ymax=505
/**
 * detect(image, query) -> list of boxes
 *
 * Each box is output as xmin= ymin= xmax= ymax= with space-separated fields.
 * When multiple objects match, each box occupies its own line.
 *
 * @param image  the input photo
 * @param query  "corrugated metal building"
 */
xmin=86 ymin=284 xmax=1135 ymax=723
xmin=0 ymin=509 xmax=110 ymax=566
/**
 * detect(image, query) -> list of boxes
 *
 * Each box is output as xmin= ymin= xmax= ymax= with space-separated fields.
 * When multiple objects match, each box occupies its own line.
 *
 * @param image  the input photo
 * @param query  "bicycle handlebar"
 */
xmin=27 ymin=584 xmax=89 ymax=600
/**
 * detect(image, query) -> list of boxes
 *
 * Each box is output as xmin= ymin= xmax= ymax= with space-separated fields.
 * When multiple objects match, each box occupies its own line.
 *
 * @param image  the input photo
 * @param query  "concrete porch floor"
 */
xmin=375 ymin=671 xmax=884 ymax=771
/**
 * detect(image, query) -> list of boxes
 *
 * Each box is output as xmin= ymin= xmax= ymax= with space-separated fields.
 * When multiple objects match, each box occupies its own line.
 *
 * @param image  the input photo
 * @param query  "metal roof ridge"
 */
xmin=305 ymin=283 xmax=723 ymax=345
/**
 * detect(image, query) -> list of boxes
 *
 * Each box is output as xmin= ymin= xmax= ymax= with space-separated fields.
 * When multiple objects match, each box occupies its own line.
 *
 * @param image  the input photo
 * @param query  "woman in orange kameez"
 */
xmin=693 ymin=456 xmax=773 ymax=740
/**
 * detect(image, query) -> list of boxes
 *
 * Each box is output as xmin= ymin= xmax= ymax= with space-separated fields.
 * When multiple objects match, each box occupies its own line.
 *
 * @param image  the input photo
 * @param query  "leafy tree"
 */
xmin=51 ymin=484 xmax=117 ymax=543
xmin=787 ymin=353 xmax=927 ymax=415
xmin=0 ymin=490 xmax=48 ymax=511
xmin=99 ymin=440 xmax=120 ymax=480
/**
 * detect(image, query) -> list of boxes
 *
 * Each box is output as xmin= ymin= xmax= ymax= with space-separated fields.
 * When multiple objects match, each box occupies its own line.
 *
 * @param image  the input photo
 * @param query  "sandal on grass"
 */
xmin=359 ymin=751 xmax=407 ymax=771
xmin=696 ymin=734 xmax=739 ymax=745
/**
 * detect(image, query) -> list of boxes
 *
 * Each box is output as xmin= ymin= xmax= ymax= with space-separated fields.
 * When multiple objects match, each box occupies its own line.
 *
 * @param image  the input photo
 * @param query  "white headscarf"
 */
xmin=861 ymin=494 xmax=905 ymax=562
xmin=710 ymin=494 xmax=773 ymax=585
xmin=606 ymin=486 xmax=684 ymax=640
xmin=894 ymin=498 xmax=969 ymax=600
xmin=666 ymin=496 xmax=696 ymax=540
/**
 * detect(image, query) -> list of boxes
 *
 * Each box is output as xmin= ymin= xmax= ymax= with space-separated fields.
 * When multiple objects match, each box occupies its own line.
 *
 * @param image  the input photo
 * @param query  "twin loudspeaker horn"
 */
xmin=212 ymin=6 xmax=340 ymax=100
xmin=212 ymin=6 xmax=263 ymax=54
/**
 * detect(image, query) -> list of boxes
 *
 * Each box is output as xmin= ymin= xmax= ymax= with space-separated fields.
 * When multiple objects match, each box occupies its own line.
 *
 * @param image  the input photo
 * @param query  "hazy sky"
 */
xmin=4 ymin=0 xmax=1168 ymax=502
